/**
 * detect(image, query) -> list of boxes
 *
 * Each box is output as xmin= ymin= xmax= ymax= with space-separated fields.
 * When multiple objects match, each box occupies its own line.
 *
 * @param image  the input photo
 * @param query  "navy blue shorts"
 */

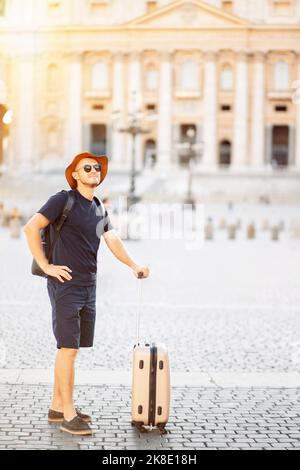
xmin=47 ymin=278 xmax=97 ymax=350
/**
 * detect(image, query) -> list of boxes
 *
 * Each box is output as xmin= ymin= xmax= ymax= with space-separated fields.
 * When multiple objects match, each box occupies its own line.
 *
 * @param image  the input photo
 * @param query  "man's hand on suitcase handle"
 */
xmin=132 ymin=265 xmax=150 ymax=279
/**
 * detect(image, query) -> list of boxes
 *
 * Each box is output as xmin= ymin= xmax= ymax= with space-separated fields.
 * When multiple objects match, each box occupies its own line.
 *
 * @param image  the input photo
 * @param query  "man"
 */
xmin=23 ymin=152 xmax=150 ymax=436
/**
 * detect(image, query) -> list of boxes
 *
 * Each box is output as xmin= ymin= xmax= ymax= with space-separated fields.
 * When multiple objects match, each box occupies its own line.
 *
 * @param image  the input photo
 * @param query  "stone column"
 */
xmin=72 ymin=0 xmax=83 ymax=24
xmin=295 ymin=53 xmax=300 ymax=169
xmin=233 ymin=51 xmax=249 ymax=170
xmin=127 ymin=51 xmax=143 ymax=172
xmin=66 ymin=53 xmax=82 ymax=159
xmin=251 ymin=52 xmax=265 ymax=171
xmin=0 ymin=71 xmax=6 ymax=104
xmin=157 ymin=51 xmax=173 ymax=171
xmin=202 ymin=51 xmax=217 ymax=169
xmin=112 ymin=51 xmax=126 ymax=167
xmin=265 ymin=126 xmax=272 ymax=166
xmin=15 ymin=57 xmax=35 ymax=173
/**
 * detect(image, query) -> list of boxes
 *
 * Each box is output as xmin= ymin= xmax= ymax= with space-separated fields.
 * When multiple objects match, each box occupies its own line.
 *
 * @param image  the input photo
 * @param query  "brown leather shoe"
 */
xmin=48 ymin=408 xmax=92 ymax=423
xmin=60 ymin=415 xmax=93 ymax=436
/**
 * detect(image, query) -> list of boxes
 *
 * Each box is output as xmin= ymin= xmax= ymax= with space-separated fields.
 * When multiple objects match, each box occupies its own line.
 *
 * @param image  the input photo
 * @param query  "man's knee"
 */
xmin=59 ymin=348 xmax=79 ymax=360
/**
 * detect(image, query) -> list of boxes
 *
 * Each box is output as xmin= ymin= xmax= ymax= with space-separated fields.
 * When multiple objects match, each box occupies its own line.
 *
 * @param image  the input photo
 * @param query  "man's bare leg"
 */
xmin=51 ymin=349 xmax=77 ymax=413
xmin=50 ymin=352 xmax=63 ymax=412
xmin=51 ymin=348 xmax=78 ymax=421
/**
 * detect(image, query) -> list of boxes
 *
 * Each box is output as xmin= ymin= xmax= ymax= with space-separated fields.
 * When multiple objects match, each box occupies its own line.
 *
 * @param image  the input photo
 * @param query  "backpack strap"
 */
xmin=93 ymin=195 xmax=108 ymax=218
xmin=48 ymin=190 xmax=75 ymax=263
xmin=93 ymin=195 xmax=102 ymax=210
xmin=55 ymin=191 xmax=76 ymax=232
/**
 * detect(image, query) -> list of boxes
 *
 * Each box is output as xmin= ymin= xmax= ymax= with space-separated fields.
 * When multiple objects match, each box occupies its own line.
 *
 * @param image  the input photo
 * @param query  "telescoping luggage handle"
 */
xmin=136 ymin=272 xmax=144 ymax=345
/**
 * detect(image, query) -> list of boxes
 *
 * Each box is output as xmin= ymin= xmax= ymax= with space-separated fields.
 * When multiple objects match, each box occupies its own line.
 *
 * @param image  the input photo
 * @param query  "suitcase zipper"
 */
xmin=148 ymin=344 xmax=157 ymax=426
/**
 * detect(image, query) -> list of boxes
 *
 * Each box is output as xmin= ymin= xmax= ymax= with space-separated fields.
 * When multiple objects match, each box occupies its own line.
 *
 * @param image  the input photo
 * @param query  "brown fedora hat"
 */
xmin=65 ymin=152 xmax=109 ymax=190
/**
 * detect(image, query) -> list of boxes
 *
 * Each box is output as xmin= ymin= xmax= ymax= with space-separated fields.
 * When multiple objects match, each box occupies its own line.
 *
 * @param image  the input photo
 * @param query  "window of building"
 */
xmin=89 ymin=0 xmax=110 ymax=15
xmin=0 ymin=0 xmax=6 ymax=16
xmin=272 ymin=0 xmax=293 ymax=15
xmin=145 ymin=64 xmax=158 ymax=91
xmin=92 ymin=104 xmax=105 ymax=111
xmin=220 ymin=64 xmax=233 ymax=91
xmin=90 ymin=124 xmax=107 ymax=154
xmin=147 ymin=1 xmax=157 ymax=12
xmin=221 ymin=1 xmax=233 ymax=13
xmin=179 ymin=61 xmax=199 ymax=91
xmin=144 ymin=139 xmax=157 ymax=168
xmin=146 ymin=104 xmax=157 ymax=111
xmin=91 ymin=62 xmax=108 ymax=91
xmin=275 ymin=105 xmax=288 ymax=112
xmin=48 ymin=1 xmax=62 ymax=16
xmin=221 ymin=104 xmax=231 ymax=111
xmin=271 ymin=125 xmax=289 ymax=166
xmin=219 ymin=140 xmax=232 ymax=166
xmin=274 ymin=61 xmax=289 ymax=90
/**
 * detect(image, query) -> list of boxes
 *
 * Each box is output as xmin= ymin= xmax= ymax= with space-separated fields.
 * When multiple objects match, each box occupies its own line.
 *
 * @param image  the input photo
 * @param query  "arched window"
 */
xmin=180 ymin=60 xmax=199 ymax=91
xmin=144 ymin=139 xmax=157 ymax=168
xmin=91 ymin=62 xmax=108 ymax=91
xmin=271 ymin=125 xmax=289 ymax=166
xmin=145 ymin=64 xmax=158 ymax=91
xmin=47 ymin=64 xmax=59 ymax=92
xmin=220 ymin=64 xmax=233 ymax=91
xmin=274 ymin=61 xmax=289 ymax=90
xmin=219 ymin=140 xmax=231 ymax=166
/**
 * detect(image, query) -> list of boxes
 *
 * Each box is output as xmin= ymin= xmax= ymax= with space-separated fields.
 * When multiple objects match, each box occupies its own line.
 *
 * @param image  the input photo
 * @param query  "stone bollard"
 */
xmin=236 ymin=218 xmax=241 ymax=230
xmin=205 ymin=219 xmax=214 ymax=240
xmin=247 ymin=222 xmax=256 ymax=240
xmin=290 ymin=220 xmax=300 ymax=240
xmin=261 ymin=219 xmax=269 ymax=231
xmin=271 ymin=225 xmax=280 ymax=241
xmin=3 ymin=212 xmax=11 ymax=227
xmin=278 ymin=220 xmax=285 ymax=231
xmin=9 ymin=208 xmax=22 ymax=238
xmin=228 ymin=224 xmax=236 ymax=240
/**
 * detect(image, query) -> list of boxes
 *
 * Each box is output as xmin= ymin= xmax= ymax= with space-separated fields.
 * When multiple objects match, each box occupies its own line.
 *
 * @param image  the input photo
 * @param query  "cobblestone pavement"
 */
xmin=0 ymin=228 xmax=300 ymax=371
xmin=0 ymin=384 xmax=300 ymax=450
xmin=1 ymin=210 xmax=300 ymax=450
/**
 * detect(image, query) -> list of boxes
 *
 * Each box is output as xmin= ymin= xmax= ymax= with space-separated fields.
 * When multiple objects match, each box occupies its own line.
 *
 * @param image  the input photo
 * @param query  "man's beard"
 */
xmin=82 ymin=181 xmax=98 ymax=188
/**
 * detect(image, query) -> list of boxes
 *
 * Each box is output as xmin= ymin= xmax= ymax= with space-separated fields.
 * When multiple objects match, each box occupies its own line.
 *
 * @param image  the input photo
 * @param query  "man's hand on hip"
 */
xmin=43 ymin=264 xmax=73 ymax=283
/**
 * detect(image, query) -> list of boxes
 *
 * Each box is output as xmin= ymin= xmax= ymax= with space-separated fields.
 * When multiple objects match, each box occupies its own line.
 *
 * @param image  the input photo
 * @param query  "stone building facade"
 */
xmin=0 ymin=0 xmax=300 ymax=174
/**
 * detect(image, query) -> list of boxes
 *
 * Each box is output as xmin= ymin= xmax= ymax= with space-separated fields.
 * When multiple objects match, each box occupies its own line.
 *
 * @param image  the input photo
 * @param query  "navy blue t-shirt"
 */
xmin=37 ymin=188 xmax=114 ymax=286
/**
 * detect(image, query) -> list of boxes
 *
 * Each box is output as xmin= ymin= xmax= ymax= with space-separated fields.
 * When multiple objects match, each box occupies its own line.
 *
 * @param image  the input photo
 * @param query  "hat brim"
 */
xmin=65 ymin=152 xmax=109 ymax=190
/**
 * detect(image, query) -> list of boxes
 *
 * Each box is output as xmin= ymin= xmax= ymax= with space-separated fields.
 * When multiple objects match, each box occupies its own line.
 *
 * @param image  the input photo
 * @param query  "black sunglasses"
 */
xmin=76 ymin=164 xmax=101 ymax=173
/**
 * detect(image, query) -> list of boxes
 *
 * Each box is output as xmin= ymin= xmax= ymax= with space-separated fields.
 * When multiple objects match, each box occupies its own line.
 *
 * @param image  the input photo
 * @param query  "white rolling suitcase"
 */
xmin=131 ymin=273 xmax=171 ymax=435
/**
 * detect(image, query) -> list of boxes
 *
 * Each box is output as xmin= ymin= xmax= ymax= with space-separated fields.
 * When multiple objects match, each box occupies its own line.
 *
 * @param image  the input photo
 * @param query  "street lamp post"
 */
xmin=176 ymin=127 xmax=204 ymax=207
xmin=113 ymin=92 xmax=156 ymax=208
xmin=118 ymin=118 xmax=150 ymax=208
